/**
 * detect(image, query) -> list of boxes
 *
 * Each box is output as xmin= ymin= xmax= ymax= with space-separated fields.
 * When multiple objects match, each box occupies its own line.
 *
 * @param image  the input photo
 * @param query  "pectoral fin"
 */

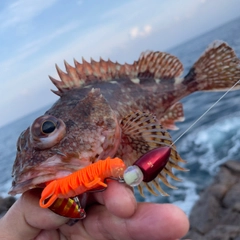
xmin=118 ymin=111 xmax=186 ymax=196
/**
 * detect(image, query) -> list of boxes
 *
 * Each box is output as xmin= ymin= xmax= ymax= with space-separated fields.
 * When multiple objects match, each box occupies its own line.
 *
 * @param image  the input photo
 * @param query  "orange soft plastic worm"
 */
xmin=40 ymin=157 xmax=126 ymax=208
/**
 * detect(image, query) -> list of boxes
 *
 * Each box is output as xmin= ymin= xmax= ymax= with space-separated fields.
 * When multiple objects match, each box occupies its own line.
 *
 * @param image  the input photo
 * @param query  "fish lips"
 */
xmin=9 ymin=154 xmax=91 ymax=195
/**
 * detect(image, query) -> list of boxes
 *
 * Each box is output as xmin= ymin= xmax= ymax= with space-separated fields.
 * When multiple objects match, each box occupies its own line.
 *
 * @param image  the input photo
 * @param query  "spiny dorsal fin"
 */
xmin=49 ymin=51 xmax=184 ymax=96
xmin=183 ymin=40 xmax=240 ymax=91
xmin=137 ymin=51 xmax=183 ymax=79
xmin=117 ymin=111 xmax=187 ymax=197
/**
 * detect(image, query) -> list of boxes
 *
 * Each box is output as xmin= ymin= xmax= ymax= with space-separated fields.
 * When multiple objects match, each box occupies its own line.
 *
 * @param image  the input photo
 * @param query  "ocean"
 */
xmin=1 ymin=17 xmax=240 ymax=216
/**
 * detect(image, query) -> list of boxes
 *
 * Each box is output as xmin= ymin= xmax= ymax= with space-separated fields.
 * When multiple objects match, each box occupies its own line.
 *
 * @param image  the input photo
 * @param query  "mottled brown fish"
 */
xmin=9 ymin=40 xmax=240 ymax=197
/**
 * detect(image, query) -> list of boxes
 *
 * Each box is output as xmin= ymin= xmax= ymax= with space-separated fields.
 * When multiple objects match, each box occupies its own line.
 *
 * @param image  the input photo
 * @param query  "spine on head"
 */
xmin=182 ymin=40 xmax=240 ymax=92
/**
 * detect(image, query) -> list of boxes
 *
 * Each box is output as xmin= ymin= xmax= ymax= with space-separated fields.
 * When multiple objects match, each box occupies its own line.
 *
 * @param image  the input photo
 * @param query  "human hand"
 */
xmin=0 ymin=181 xmax=189 ymax=240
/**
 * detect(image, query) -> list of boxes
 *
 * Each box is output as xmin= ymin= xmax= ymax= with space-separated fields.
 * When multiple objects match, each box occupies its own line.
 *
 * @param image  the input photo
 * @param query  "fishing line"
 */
xmin=171 ymin=79 xmax=240 ymax=146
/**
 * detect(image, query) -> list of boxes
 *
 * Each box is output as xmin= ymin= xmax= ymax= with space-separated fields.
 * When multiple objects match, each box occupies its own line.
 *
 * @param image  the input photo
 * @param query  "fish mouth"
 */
xmin=8 ymin=154 xmax=92 ymax=196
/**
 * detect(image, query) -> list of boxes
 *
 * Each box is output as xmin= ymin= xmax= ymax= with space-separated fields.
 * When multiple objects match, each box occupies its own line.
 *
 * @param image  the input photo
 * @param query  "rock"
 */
xmin=205 ymin=225 xmax=240 ymax=240
xmin=224 ymin=160 xmax=240 ymax=173
xmin=0 ymin=196 xmax=16 ymax=218
xmin=185 ymin=160 xmax=240 ymax=239
xmin=189 ymin=194 xmax=221 ymax=234
xmin=233 ymin=202 xmax=240 ymax=212
xmin=222 ymin=182 xmax=240 ymax=208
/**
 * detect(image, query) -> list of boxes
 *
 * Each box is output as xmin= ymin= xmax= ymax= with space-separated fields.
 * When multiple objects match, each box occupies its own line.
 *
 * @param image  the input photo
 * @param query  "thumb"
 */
xmin=0 ymin=189 xmax=68 ymax=240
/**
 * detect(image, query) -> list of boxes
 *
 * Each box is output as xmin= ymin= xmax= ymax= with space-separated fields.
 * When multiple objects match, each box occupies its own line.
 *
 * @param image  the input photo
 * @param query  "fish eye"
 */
xmin=30 ymin=115 xmax=66 ymax=149
xmin=41 ymin=120 xmax=57 ymax=134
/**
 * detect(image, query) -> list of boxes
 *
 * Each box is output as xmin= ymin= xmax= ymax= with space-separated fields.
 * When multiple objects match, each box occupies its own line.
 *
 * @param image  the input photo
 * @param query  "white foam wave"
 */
xmin=178 ymin=114 xmax=240 ymax=175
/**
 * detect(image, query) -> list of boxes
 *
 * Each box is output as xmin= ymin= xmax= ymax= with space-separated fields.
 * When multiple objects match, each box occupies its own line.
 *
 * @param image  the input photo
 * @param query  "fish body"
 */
xmin=9 ymin=40 xmax=240 ymax=196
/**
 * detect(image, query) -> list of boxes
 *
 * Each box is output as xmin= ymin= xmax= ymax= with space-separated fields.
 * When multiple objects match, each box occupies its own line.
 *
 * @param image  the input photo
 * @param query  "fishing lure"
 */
xmin=40 ymin=146 xmax=172 ymax=221
xmin=49 ymin=196 xmax=86 ymax=220
xmin=40 ymin=157 xmax=126 ymax=208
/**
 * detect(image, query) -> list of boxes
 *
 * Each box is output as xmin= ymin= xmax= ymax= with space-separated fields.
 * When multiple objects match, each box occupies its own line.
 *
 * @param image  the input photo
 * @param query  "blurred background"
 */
xmin=0 ymin=0 xmax=240 ymax=216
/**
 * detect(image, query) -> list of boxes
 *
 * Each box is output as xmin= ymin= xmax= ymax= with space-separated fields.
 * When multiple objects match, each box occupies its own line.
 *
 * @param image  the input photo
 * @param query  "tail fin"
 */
xmin=183 ymin=40 xmax=240 ymax=91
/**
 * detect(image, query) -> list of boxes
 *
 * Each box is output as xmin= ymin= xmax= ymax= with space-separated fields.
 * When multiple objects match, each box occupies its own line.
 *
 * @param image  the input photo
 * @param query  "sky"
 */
xmin=0 ymin=0 xmax=240 ymax=127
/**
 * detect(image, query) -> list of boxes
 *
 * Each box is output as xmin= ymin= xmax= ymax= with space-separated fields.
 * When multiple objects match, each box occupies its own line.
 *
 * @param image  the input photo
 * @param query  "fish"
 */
xmin=9 ymin=40 xmax=240 ymax=198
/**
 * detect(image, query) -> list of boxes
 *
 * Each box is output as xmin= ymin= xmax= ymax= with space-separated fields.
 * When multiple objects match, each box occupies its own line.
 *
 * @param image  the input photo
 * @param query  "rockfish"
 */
xmin=9 ymin=40 xmax=240 ymax=197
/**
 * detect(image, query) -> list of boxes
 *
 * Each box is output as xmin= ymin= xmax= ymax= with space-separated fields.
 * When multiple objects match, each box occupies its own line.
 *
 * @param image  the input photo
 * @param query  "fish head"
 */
xmin=9 ymin=88 xmax=121 ymax=195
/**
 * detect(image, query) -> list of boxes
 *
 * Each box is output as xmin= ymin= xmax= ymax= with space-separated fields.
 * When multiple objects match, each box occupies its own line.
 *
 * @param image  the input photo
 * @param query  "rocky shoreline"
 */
xmin=185 ymin=160 xmax=240 ymax=240
xmin=1 ymin=160 xmax=240 ymax=239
